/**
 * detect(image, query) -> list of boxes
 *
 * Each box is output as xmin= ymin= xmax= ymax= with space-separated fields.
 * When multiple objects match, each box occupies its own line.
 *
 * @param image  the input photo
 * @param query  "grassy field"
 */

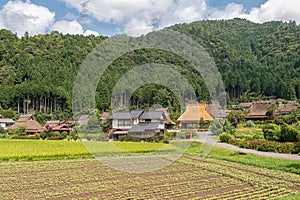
xmin=0 ymin=139 xmax=89 ymax=160
xmin=234 ymin=127 xmax=264 ymax=140
xmin=0 ymin=139 xmax=178 ymax=160
xmin=0 ymin=139 xmax=299 ymax=175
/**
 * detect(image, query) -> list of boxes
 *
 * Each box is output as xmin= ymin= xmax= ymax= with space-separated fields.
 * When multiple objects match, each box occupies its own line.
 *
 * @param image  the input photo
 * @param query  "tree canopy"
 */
xmin=0 ymin=19 xmax=299 ymax=119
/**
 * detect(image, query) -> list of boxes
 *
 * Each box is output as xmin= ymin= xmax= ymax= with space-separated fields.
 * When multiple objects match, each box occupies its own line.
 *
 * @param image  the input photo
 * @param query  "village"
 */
xmin=1 ymin=100 xmax=298 ymax=143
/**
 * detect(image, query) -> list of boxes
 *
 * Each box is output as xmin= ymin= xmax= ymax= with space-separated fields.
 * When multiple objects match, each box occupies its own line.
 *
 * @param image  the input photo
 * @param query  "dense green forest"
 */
xmin=0 ymin=19 xmax=299 ymax=118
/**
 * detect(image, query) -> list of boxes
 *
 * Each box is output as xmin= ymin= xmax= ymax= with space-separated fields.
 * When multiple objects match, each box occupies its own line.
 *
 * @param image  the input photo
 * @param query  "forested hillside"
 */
xmin=171 ymin=19 xmax=300 ymax=100
xmin=0 ymin=19 xmax=299 ymax=117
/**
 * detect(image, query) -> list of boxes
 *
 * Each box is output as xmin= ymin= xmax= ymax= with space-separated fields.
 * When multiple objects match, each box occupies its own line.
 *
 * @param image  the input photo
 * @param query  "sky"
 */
xmin=0 ymin=0 xmax=299 ymax=37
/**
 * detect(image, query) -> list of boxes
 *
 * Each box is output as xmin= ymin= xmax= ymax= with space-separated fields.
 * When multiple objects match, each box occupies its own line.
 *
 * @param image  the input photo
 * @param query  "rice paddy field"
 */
xmin=0 ymin=139 xmax=299 ymax=199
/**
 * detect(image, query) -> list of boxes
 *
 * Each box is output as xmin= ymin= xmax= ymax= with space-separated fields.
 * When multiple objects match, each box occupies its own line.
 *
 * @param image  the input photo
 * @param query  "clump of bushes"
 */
xmin=11 ymin=133 xmax=40 ymax=140
xmin=228 ymin=139 xmax=298 ymax=154
xmin=119 ymin=135 xmax=169 ymax=143
xmin=219 ymin=132 xmax=234 ymax=143
xmin=263 ymin=123 xmax=299 ymax=142
xmin=245 ymin=120 xmax=255 ymax=128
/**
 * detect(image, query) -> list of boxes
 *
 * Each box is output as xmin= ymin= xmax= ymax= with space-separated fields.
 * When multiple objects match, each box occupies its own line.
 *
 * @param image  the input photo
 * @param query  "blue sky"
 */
xmin=0 ymin=0 xmax=299 ymax=37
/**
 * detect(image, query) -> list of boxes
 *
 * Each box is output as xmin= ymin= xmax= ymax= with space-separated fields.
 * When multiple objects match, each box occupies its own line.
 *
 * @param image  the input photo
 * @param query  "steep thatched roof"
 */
xmin=8 ymin=116 xmax=45 ymax=133
xmin=245 ymin=102 xmax=269 ymax=119
xmin=177 ymin=103 xmax=213 ymax=122
xmin=277 ymin=101 xmax=298 ymax=114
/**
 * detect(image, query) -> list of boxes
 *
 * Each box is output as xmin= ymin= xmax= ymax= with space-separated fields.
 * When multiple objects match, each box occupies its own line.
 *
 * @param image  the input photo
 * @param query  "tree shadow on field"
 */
xmin=286 ymin=163 xmax=300 ymax=170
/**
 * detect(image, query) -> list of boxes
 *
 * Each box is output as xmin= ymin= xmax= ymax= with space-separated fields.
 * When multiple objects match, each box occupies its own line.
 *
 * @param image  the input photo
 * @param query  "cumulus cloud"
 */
xmin=209 ymin=3 xmax=245 ymax=20
xmin=61 ymin=0 xmax=207 ymax=35
xmin=84 ymin=30 xmax=100 ymax=36
xmin=2 ymin=0 xmax=300 ymax=37
xmin=124 ymin=18 xmax=154 ymax=36
xmin=0 ymin=1 xmax=55 ymax=37
xmin=51 ymin=20 xmax=99 ymax=36
xmin=51 ymin=20 xmax=83 ymax=34
xmin=209 ymin=0 xmax=300 ymax=24
xmin=160 ymin=0 xmax=207 ymax=28
xmin=244 ymin=0 xmax=300 ymax=24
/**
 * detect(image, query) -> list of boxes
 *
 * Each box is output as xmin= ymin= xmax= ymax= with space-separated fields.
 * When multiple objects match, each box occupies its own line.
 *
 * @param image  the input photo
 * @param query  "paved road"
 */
xmin=192 ymin=131 xmax=300 ymax=161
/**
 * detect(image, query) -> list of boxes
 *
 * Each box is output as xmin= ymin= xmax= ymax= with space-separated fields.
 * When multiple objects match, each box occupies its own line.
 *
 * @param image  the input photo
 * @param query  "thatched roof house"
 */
xmin=8 ymin=115 xmax=45 ymax=133
xmin=177 ymin=103 xmax=213 ymax=129
xmin=245 ymin=102 xmax=270 ymax=120
xmin=277 ymin=101 xmax=298 ymax=115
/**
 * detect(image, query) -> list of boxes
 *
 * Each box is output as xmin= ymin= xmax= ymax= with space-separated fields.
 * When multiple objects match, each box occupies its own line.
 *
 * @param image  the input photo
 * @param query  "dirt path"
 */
xmin=193 ymin=131 xmax=300 ymax=161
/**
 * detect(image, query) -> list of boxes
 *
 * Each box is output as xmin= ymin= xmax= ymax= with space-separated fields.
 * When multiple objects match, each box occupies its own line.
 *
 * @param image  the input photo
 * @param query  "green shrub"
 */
xmin=292 ymin=142 xmax=300 ymax=154
xmin=119 ymin=135 xmax=167 ymax=143
xmin=242 ymin=140 xmax=294 ymax=154
xmin=164 ymin=132 xmax=177 ymax=139
xmin=228 ymin=138 xmax=240 ymax=146
xmin=245 ymin=120 xmax=255 ymax=128
xmin=0 ymin=126 xmax=5 ymax=134
xmin=0 ymin=109 xmax=18 ymax=119
xmin=277 ymin=124 xmax=299 ymax=142
xmin=119 ymin=135 xmax=140 ymax=142
xmin=210 ymin=120 xmax=225 ymax=135
xmin=219 ymin=132 xmax=234 ymax=143
xmin=161 ymin=137 xmax=170 ymax=144
xmin=262 ymin=123 xmax=280 ymax=141
xmin=10 ymin=133 xmax=40 ymax=140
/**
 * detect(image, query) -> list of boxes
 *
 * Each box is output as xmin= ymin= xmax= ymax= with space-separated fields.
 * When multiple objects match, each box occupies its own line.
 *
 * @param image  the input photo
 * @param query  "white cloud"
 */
xmin=61 ymin=0 xmax=207 ymax=35
xmin=160 ymin=0 xmax=207 ymax=28
xmin=51 ymin=20 xmax=99 ymax=36
xmin=51 ymin=20 xmax=83 ymax=34
xmin=62 ymin=0 xmax=172 ymax=23
xmin=2 ymin=0 xmax=300 ymax=37
xmin=124 ymin=18 xmax=154 ymax=36
xmin=244 ymin=0 xmax=300 ymax=24
xmin=209 ymin=3 xmax=245 ymax=20
xmin=0 ymin=1 xmax=55 ymax=37
xmin=84 ymin=29 xmax=100 ymax=36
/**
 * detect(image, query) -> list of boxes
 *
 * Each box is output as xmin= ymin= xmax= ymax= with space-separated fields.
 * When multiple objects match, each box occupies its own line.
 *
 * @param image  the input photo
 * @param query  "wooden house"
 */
xmin=45 ymin=120 xmax=75 ymax=133
xmin=109 ymin=110 xmax=169 ymax=139
xmin=128 ymin=111 xmax=166 ymax=137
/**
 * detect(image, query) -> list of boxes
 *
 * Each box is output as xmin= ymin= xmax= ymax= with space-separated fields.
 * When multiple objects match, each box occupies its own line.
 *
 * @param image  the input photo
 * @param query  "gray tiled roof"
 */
xmin=140 ymin=111 xmax=164 ymax=120
xmin=130 ymin=110 xmax=144 ymax=119
xmin=128 ymin=122 xmax=160 ymax=133
xmin=109 ymin=112 xmax=132 ymax=119
xmin=0 ymin=118 xmax=14 ymax=123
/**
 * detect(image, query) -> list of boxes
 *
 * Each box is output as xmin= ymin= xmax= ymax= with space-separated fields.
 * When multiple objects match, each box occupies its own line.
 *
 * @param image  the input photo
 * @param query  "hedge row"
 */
xmin=119 ymin=135 xmax=170 ymax=143
xmin=228 ymin=139 xmax=300 ymax=154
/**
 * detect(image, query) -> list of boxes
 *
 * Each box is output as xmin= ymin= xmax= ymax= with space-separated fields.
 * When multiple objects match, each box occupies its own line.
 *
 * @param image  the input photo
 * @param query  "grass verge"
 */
xmin=278 ymin=192 xmax=300 ymax=200
xmin=187 ymin=142 xmax=300 ymax=174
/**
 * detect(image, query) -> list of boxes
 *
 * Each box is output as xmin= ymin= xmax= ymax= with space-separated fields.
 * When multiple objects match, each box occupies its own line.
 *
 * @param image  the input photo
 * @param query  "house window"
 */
xmin=118 ymin=120 xmax=131 ymax=126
